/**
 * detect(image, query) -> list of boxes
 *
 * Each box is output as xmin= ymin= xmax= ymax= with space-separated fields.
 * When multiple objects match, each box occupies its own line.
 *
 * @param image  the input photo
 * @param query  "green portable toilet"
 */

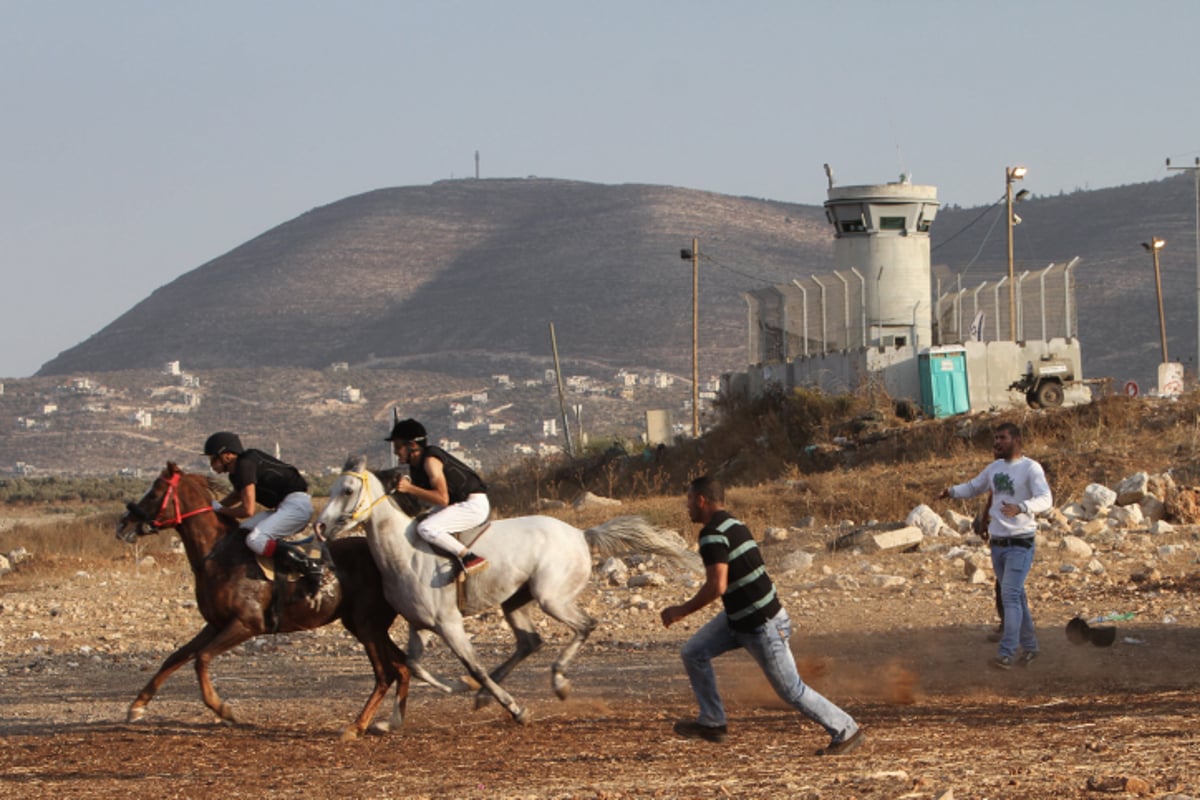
xmin=919 ymin=346 xmax=969 ymax=418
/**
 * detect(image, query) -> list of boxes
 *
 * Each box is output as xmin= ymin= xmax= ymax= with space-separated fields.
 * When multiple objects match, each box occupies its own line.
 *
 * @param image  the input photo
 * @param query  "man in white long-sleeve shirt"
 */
xmin=939 ymin=422 xmax=1053 ymax=669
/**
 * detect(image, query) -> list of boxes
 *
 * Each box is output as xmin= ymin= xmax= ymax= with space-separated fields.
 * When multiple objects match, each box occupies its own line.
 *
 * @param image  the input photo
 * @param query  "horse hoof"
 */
xmin=367 ymin=721 xmax=393 ymax=737
xmin=340 ymin=727 xmax=362 ymax=743
xmin=553 ymin=676 xmax=572 ymax=700
xmin=514 ymin=707 xmax=533 ymax=725
xmin=127 ymin=707 xmax=145 ymax=723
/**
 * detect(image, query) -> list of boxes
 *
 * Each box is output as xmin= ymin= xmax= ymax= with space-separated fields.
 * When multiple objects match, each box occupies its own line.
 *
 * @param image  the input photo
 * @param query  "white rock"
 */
xmin=1086 ymin=558 xmax=1106 ymax=575
xmin=778 ymin=550 xmax=815 ymax=574
xmin=865 ymin=525 xmax=924 ymax=553
xmin=870 ymin=575 xmax=907 ymax=589
xmin=1108 ymin=504 xmax=1144 ymax=529
xmin=764 ymin=526 xmax=789 ymax=544
xmin=573 ymin=491 xmax=622 ymax=509
xmin=1082 ymin=483 xmax=1117 ymax=517
xmin=1114 ymin=472 xmax=1149 ymax=506
xmin=1150 ymin=519 xmax=1174 ymax=535
xmin=627 ymin=572 xmax=666 ymax=589
xmin=0 ymin=554 xmax=10 ymax=576
xmin=599 ymin=557 xmax=628 ymax=586
xmin=907 ymin=504 xmax=944 ymax=537
xmin=944 ymin=509 xmax=972 ymax=533
xmin=1059 ymin=535 xmax=1094 ymax=560
xmin=6 ymin=546 xmax=30 ymax=564
xmin=1060 ymin=502 xmax=1088 ymax=521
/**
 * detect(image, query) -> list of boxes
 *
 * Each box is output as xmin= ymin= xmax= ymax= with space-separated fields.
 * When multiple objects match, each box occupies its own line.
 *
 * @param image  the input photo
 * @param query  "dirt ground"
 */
xmin=2 ymin=530 xmax=1199 ymax=800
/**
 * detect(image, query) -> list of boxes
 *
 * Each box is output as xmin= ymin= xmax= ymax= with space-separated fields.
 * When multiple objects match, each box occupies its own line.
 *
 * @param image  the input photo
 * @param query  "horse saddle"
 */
xmin=256 ymin=534 xmax=325 ymax=584
xmin=452 ymin=520 xmax=491 ymax=548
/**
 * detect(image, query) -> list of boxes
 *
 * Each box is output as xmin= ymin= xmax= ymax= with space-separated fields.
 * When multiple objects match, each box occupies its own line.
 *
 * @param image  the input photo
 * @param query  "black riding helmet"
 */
xmin=203 ymin=431 xmax=244 ymax=457
xmin=385 ymin=418 xmax=426 ymax=443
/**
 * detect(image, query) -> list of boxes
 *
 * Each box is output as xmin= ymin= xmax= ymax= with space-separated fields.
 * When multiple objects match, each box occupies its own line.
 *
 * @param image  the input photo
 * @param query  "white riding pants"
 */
xmin=416 ymin=493 xmax=490 ymax=556
xmin=243 ymin=491 xmax=314 ymax=555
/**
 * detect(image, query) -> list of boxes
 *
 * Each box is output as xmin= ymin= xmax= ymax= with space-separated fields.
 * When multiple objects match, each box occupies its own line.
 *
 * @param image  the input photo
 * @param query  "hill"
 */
xmin=37 ymin=179 xmax=832 ymax=379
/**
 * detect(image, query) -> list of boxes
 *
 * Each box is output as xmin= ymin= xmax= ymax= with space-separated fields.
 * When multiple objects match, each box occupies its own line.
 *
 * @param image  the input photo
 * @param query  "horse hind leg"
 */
xmin=473 ymin=598 xmax=544 ymax=710
xmin=342 ymin=633 xmax=411 ymax=741
xmin=192 ymin=621 xmax=256 ymax=724
xmin=538 ymin=598 xmax=598 ymax=701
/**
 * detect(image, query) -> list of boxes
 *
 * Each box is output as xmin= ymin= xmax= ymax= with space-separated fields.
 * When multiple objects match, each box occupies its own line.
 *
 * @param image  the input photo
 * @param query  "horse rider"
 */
xmin=204 ymin=432 xmax=324 ymax=593
xmin=385 ymin=418 xmax=489 ymax=575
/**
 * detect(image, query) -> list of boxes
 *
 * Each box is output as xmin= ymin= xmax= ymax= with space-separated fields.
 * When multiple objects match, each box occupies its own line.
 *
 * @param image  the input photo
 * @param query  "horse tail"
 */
xmin=582 ymin=516 xmax=702 ymax=572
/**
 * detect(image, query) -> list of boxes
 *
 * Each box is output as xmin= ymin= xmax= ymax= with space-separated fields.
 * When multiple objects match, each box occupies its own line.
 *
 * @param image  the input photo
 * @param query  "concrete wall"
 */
xmin=727 ymin=337 xmax=1087 ymax=413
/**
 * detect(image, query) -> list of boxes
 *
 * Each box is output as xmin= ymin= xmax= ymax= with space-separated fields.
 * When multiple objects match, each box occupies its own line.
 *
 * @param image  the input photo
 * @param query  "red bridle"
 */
xmin=148 ymin=471 xmax=215 ymax=529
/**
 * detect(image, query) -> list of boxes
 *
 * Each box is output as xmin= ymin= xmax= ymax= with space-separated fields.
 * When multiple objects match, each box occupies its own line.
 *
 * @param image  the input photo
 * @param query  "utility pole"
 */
xmin=1167 ymin=157 xmax=1200 ymax=366
xmin=1005 ymin=166 xmax=1027 ymax=341
xmin=680 ymin=239 xmax=700 ymax=437
xmin=549 ymin=322 xmax=574 ymax=457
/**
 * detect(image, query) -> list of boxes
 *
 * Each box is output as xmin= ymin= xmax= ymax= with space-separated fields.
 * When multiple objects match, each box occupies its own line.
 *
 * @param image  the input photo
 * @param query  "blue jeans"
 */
xmin=991 ymin=540 xmax=1038 ymax=658
xmin=680 ymin=608 xmax=858 ymax=740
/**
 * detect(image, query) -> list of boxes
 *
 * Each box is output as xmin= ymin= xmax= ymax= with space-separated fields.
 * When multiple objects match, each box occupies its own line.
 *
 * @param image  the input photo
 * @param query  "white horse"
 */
xmin=315 ymin=455 xmax=700 ymax=724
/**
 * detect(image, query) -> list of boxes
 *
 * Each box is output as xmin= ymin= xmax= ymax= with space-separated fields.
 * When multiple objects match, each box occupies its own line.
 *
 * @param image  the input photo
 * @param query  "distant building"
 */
xmin=542 ymin=419 xmax=558 ymax=437
xmin=652 ymin=372 xmax=675 ymax=389
xmin=330 ymin=362 xmax=349 ymax=372
xmin=471 ymin=391 xmax=488 ymax=404
xmin=492 ymin=374 xmax=512 ymax=387
xmin=41 ymin=403 xmax=57 ymax=415
xmin=487 ymin=422 xmax=506 ymax=434
xmin=338 ymin=386 xmax=362 ymax=403
xmin=164 ymin=361 xmax=181 ymax=376
xmin=131 ymin=409 xmax=152 ymax=428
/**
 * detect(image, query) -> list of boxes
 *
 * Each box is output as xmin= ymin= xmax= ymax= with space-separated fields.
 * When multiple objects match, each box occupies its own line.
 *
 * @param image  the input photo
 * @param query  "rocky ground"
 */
xmin=2 ymin=493 xmax=1199 ymax=800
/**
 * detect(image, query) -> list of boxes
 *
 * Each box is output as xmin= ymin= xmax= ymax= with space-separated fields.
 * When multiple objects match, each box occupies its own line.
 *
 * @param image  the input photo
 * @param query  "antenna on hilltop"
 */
xmin=475 ymin=150 xmax=480 ymax=180
xmin=823 ymin=163 xmax=835 ymax=189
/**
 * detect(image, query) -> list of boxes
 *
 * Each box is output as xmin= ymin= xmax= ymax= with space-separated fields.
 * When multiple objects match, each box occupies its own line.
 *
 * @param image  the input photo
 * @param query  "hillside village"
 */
xmin=0 ymin=360 xmax=720 ymax=477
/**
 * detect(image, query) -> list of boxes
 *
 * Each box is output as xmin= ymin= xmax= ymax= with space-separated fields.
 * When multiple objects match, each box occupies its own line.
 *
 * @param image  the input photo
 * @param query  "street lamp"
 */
xmin=1166 ymin=157 xmax=1200 ymax=367
xmin=1005 ymin=165 xmax=1028 ymax=341
xmin=680 ymin=239 xmax=700 ymax=437
xmin=1143 ymin=237 xmax=1169 ymax=363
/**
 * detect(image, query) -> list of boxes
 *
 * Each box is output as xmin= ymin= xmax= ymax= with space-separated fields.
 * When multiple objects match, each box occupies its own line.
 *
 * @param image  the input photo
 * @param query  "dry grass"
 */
xmin=496 ymin=389 xmax=1200 ymax=532
xmin=7 ymin=391 xmax=1200 ymax=560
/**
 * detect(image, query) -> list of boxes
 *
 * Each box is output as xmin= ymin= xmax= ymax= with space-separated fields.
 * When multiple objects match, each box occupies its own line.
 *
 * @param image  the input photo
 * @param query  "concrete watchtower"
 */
xmin=823 ymin=176 xmax=939 ymax=351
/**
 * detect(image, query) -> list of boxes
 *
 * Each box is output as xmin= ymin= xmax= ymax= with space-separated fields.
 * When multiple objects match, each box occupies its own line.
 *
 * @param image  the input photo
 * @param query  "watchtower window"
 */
xmin=879 ymin=216 xmax=907 ymax=231
xmin=841 ymin=220 xmax=866 ymax=233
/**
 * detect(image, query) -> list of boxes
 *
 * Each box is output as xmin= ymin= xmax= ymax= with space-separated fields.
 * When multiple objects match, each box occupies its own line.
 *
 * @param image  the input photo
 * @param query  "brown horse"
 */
xmin=116 ymin=462 xmax=410 ymax=741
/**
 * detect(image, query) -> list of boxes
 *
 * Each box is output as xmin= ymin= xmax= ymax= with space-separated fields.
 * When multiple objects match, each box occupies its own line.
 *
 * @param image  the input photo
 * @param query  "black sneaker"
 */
xmin=461 ymin=552 xmax=488 ymax=575
xmin=672 ymin=720 xmax=727 ymax=743
xmin=990 ymin=655 xmax=1014 ymax=670
xmin=816 ymin=727 xmax=865 ymax=756
xmin=1017 ymin=650 xmax=1039 ymax=668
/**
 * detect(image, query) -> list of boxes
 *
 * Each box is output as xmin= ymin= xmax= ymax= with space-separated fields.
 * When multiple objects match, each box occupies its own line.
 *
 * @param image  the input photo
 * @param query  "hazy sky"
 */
xmin=3 ymin=0 xmax=1198 ymax=378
